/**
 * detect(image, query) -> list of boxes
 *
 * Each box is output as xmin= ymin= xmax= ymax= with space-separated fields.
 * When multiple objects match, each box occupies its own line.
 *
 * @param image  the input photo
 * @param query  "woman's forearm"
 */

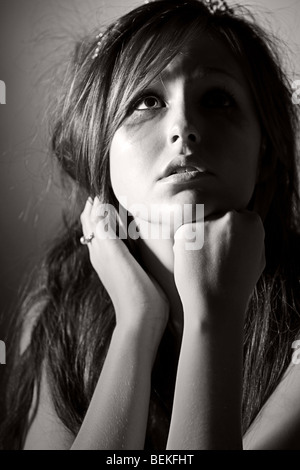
xmin=71 ymin=322 xmax=155 ymax=450
xmin=167 ymin=313 xmax=244 ymax=450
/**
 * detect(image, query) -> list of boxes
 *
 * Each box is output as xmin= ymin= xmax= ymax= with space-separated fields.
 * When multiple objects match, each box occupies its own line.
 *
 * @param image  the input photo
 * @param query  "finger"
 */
xmin=90 ymin=196 xmax=103 ymax=223
xmin=80 ymin=197 xmax=94 ymax=235
xmin=173 ymin=221 xmax=204 ymax=252
xmin=95 ymin=205 xmax=119 ymax=241
xmin=203 ymin=210 xmax=230 ymax=222
xmin=85 ymin=196 xmax=93 ymax=211
xmin=81 ymin=197 xmax=93 ymax=221
xmin=86 ymin=201 xmax=134 ymax=267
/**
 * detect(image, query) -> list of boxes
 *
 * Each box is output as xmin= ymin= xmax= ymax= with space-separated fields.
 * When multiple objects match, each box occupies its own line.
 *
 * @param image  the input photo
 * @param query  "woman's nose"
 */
xmin=170 ymin=130 xmax=200 ymax=144
xmin=168 ymin=116 xmax=201 ymax=147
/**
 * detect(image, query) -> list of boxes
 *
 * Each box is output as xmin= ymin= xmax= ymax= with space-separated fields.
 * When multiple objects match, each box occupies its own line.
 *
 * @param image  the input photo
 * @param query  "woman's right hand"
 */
xmin=80 ymin=197 xmax=169 ymax=350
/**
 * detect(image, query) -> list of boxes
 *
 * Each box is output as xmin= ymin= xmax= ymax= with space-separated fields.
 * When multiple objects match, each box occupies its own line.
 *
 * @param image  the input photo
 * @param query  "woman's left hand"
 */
xmin=173 ymin=210 xmax=265 ymax=326
xmin=168 ymin=210 xmax=263 ymax=450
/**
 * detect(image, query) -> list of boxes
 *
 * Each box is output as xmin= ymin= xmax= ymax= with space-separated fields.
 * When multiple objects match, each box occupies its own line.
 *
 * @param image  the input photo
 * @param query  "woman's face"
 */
xmin=109 ymin=32 xmax=262 ymax=224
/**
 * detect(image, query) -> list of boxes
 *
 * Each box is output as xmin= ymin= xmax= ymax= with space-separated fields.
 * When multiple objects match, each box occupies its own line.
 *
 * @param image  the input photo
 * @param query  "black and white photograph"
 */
xmin=0 ymin=0 xmax=300 ymax=453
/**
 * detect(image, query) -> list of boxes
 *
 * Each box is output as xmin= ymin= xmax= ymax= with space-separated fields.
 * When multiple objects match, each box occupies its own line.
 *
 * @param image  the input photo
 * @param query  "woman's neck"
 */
xmin=134 ymin=219 xmax=184 ymax=348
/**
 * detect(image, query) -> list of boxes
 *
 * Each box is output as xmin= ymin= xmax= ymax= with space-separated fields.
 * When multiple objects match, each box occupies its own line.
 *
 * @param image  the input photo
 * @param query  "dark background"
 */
xmin=0 ymin=0 xmax=299 ymax=424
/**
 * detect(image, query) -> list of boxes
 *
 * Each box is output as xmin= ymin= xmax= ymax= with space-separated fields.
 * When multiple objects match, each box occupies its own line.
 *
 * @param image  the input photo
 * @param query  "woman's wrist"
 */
xmin=113 ymin=319 xmax=163 ymax=366
xmin=181 ymin=296 xmax=247 ymax=332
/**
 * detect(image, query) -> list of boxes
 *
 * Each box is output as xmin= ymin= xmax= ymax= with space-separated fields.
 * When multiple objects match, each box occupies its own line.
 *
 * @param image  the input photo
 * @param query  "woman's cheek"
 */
xmin=122 ymin=108 xmax=163 ymax=127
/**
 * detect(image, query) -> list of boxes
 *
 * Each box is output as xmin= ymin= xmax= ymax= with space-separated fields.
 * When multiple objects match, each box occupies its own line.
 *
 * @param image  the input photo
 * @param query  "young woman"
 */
xmin=1 ymin=0 xmax=300 ymax=450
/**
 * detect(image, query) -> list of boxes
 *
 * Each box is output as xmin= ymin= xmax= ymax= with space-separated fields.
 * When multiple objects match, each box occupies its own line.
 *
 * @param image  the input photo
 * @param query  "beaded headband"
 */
xmin=145 ymin=0 xmax=233 ymax=11
xmin=91 ymin=0 xmax=233 ymax=60
xmin=91 ymin=32 xmax=104 ymax=60
xmin=204 ymin=0 xmax=233 ymax=14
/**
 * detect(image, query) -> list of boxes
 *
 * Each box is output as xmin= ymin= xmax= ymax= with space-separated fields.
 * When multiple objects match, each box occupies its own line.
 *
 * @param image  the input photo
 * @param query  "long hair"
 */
xmin=1 ymin=0 xmax=300 ymax=449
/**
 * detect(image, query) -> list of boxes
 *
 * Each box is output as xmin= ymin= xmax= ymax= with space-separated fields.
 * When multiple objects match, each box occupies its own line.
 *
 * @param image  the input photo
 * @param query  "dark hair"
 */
xmin=1 ymin=0 xmax=300 ymax=449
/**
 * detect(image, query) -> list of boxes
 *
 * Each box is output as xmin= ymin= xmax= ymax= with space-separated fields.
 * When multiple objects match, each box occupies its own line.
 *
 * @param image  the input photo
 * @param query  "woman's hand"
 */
xmin=80 ymin=197 xmax=169 ymax=349
xmin=168 ymin=210 xmax=264 ymax=450
xmin=173 ymin=210 xmax=265 ymax=326
xmin=72 ymin=197 xmax=169 ymax=450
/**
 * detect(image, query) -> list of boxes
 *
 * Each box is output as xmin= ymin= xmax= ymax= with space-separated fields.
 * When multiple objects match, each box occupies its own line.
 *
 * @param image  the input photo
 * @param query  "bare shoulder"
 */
xmin=23 ymin=361 xmax=75 ymax=450
xmin=243 ymin=232 xmax=300 ymax=450
xmin=243 ymin=357 xmax=300 ymax=449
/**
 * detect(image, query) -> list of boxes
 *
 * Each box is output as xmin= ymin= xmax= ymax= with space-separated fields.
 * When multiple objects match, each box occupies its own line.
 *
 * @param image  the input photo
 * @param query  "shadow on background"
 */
xmin=0 ymin=0 xmax=142 ymax=427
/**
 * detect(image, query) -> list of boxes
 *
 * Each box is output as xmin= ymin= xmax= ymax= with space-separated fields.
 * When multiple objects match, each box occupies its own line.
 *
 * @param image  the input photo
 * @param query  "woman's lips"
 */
xmin=158 ymin=155 xmax=212 ymax=182
xmin=159 ymin=168 xmax=212 ymax=183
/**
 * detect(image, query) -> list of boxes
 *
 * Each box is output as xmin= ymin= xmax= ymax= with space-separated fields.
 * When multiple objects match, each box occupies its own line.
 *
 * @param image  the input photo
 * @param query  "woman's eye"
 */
xmin=201 ymin=89 xmax=236 ymax=108
xmin=135 ymin=95 xmax=165 ymax=110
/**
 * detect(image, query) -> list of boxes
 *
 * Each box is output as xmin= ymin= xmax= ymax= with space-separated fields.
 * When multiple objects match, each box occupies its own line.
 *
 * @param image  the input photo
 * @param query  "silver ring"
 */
xmin=80 ymin=232 xmax=95 ymax=245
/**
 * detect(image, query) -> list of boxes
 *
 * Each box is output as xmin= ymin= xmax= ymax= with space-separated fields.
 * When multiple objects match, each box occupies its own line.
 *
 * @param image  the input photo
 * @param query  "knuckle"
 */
xmin=252 ymin=212 xmax=265 ymax=235
xmin=221 ymin=210 xmax=235 ymax=230
xmin=222 ymin=210 xmax=236 ymax=226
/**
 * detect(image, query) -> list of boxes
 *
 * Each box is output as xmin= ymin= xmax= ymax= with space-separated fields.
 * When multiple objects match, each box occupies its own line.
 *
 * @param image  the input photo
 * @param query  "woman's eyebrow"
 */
xmin=198 ymin=66 xmax=243 ymax=85
xmin=160 ymin=66 xmax=244 ymax=87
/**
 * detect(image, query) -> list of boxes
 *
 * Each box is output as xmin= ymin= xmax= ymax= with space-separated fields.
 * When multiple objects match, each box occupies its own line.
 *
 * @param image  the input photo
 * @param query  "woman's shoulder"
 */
xmin=15 ymin=297 xmax=75 ymax=449
xmin=243 ymin=357 xmax=300 ymax=449
xmin=23 ymin=359 xmax=75 ymax=450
